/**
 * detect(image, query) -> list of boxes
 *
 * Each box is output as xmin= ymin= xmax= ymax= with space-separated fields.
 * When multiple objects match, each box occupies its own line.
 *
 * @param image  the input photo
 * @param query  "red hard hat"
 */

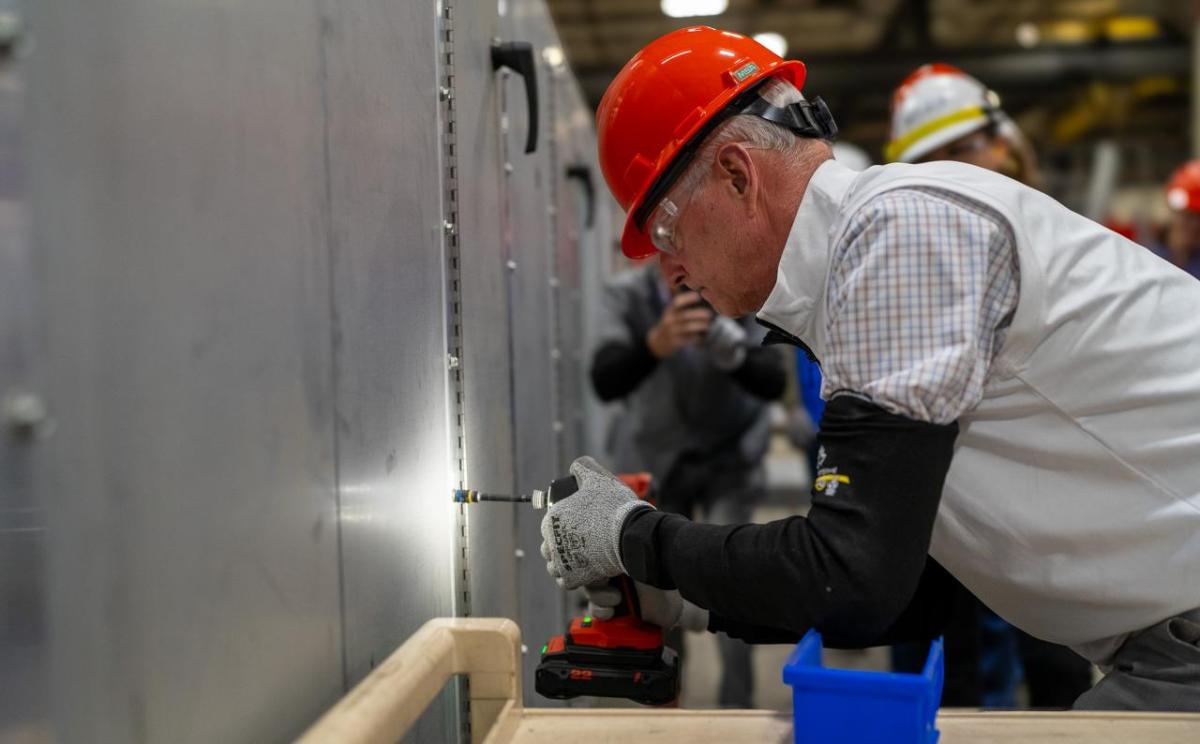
xmin=597 ymin=26 xmax=806 ymax=259
xmin=1166 ymin=160 xmax=1200 ymax=213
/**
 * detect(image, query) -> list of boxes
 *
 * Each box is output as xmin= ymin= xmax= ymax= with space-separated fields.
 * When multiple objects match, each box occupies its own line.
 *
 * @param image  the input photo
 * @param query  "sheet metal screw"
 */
xmin=447 ymin=355 xmax=460 ymax=370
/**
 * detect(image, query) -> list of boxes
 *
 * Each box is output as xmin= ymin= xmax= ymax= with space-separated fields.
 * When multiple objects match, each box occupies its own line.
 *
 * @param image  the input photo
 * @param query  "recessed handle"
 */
xmin=491 ymin=41 xmax=539 ymax=154
xmin=565 ymin=165 xmax=595 ymax=228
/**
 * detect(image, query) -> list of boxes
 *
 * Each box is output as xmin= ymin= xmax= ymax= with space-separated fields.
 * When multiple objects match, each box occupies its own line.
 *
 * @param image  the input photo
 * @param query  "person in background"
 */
xmin=888 ymin=63 xmax=1043 ymax=189
xmin=1163 ymin=161 xmax=1200 ymax=279
xmin=589 ymin=262 xmax=787 ymax=708
xmin=885 ymin=62 xmax=1093 ymax=708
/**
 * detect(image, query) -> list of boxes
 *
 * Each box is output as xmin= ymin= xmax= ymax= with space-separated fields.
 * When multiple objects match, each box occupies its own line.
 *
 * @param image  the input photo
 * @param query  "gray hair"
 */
xmin=672 ymin=77 xmax=807 ymax=198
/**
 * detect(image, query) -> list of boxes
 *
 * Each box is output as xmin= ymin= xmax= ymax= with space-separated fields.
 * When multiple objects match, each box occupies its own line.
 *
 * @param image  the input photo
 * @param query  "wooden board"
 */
xmin=483 ymin=708 xmax=1200 ymax=744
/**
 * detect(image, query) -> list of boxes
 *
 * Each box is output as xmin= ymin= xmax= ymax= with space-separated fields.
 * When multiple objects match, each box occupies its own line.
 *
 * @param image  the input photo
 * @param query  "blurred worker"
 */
xmin=886 ymin=63 xmax=1094 ymax=708
xmin=590 ymin=263 xmax=787 ymax=707
xmin=887 ymin=63 xmax=1043 ymax=190
xmin=539 ymin=27 xmax=1200 ymax=712
xmin=1163 ymin=161 xmax=1200 ymax=279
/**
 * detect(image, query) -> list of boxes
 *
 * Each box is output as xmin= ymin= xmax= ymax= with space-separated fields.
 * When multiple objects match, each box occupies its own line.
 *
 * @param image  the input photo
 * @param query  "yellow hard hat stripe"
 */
xmin=885 ymin=106 xmax=989 ymax=162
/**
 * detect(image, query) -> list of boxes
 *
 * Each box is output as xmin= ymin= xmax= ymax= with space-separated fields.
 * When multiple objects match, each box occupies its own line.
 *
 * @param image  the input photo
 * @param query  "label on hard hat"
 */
xmin=1168 ymin=187 xmax=1190 ymax=211
xmin=731 ymin=62 xmax=759 ymax=83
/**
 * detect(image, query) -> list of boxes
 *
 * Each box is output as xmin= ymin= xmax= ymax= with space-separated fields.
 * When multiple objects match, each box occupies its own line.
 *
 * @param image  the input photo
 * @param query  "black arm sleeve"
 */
xmin=620 ymin=394 xmax=959 ymax=647
xmin=589 ymin=339 xmax=659 ymax=402
xmin=729 ymin=346 xmax=787 ymax=400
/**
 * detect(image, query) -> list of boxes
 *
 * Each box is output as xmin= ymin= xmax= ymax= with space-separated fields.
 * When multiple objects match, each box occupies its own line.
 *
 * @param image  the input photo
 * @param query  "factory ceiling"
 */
xmin=546 ymin=0 xmax=1193 ymax=165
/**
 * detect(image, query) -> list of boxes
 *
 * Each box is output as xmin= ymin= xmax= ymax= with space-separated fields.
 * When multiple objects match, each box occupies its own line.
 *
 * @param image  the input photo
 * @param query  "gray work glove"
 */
xmin=539 ymin=456 xmax=653 ymax=590
xmin=585 ymin=581 xmax=710 ymax=632
xmin=706 ymin=315 xmax=748 ymax=371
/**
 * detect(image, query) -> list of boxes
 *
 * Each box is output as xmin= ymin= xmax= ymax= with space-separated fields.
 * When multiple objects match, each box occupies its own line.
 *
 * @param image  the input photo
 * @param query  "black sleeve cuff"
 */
xmin=729 ymin=346 xmax=787 ymax=400
xmin=590 ymin=338 xmax=659 ymax=401
xmin=619 ymin=507 xmax=677 ymax=590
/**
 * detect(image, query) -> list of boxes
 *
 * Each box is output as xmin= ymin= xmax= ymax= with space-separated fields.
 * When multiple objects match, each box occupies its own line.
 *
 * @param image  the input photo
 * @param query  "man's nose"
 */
xmin=659 ymin=252 xmax=687 ymax=289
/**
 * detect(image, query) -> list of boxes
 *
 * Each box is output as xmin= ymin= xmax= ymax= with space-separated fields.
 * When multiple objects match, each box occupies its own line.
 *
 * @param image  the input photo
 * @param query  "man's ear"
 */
xmin=713 ymin=142 xmax=759 ymax=218
xmin=714 ymin=142 xmax=754 ymax=196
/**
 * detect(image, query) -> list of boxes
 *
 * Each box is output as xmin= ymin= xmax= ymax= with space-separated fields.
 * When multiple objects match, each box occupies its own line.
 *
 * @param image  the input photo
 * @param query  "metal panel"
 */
xmin=562 ymin=77 xmax=618 ymax=460
xmin=551 ymin=70 xmax=587 ymax=473
xmin=453 ymin=0 xmax=521 ymax=624
xmin=502 ymin=0 xmax=565 ymax=706
xmin=0 ymin=2 xmax=51 ymax=740
xmin=318 ymin=2 xmax=457 ymax=741
xmin=26 ymin=3 xmax=343 ymax=742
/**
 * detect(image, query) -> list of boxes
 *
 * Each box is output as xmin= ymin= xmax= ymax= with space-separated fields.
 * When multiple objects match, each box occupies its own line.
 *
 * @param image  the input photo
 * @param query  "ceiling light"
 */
xmin=1044 ymin=19 xmax=1094 ymax=45
xmin=661 ymin=0 xmax=729 ymax=19
xmin=542 ymin=45 xmax=565 ymax=68
xmin=1015 ymin=22 xmax=1039 ymax=48
xmin=1105 ymin=16 xmax=1159 ymax=42
xmin=753 ymin=32 xmax=787 ymax=58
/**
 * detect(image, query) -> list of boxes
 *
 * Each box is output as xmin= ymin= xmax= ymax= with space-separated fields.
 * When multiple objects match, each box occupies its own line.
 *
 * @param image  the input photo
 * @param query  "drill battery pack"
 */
xmin=535 ymin=614 xmax=679 ymax=705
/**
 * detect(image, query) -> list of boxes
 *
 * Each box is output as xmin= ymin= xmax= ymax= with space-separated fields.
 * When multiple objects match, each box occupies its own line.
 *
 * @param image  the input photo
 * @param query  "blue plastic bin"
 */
xmin=782 ymin=630 xmax=943 ymax=744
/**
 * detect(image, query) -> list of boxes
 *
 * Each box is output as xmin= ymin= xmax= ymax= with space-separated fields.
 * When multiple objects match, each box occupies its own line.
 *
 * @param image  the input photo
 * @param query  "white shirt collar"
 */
xmin=756 ymin=158 xmax=862 ymax=358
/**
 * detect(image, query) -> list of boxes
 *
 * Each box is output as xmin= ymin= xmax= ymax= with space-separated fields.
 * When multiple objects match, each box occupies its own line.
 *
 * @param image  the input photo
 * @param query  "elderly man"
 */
xmin=540 ymin=27 xmax=1200 ymax=711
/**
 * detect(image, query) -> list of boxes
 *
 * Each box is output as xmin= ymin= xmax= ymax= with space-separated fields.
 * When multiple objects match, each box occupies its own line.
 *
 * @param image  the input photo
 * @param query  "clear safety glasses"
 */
xmin=647 ymin=187 xmax=695 ymax=256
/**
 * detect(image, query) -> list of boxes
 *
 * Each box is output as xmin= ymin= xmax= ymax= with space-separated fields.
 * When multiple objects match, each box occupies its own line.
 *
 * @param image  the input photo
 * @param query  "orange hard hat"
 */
xmin=597 ymin=26 xmax=830 ymax=259
xmin=1166 ymin=160 xmax=1200 ymax=213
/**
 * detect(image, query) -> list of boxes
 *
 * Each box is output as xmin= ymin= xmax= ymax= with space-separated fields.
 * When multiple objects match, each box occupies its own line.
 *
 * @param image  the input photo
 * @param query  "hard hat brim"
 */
xmin=893 ymin=116 xmax=990 ymax=164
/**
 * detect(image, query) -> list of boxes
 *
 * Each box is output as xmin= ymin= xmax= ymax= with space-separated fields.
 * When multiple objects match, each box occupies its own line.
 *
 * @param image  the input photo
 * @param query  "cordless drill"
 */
xmin=533 ymin=473 xmax=680 ymax=706
xmin=452 ymin=473 xmax=680 ymax=705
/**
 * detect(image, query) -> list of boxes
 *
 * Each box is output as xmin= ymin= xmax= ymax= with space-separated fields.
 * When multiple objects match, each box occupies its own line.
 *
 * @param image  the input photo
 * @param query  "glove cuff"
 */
xmin=679 ymin=599 xmax=710 ymax=633
xmin=611 ymin=500 xmax=653 ymax=575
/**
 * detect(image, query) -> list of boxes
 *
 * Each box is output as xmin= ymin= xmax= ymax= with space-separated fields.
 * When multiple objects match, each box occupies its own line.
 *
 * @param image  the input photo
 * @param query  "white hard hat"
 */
xmin=886 ymin=63 xmax=1000 ymax=163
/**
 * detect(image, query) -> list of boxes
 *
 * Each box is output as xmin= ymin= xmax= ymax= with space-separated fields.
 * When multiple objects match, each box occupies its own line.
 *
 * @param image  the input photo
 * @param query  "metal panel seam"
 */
xmin=315 ymin=3 xmax=351 ymax=694
xmin=437 ymin=1 xmax=473 ymax=740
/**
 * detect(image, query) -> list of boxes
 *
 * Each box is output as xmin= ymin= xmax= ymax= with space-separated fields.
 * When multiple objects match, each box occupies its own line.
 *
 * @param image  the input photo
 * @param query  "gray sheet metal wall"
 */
xmin=506 ymin=0 xmax=568 ymax=707
xmin=5 ymin=0 xmax=612 ymax=742
xmin=0 ymin=2 xmax=50 ymax=738
xmin=320 ymin=3 xmax=460 ymax=741
xmin=26 ymin=3 xmax=345 ymax=741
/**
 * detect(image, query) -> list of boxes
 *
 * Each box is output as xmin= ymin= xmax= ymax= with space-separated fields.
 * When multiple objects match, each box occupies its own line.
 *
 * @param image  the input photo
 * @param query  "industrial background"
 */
xmin=0 ymin=1 xmax=1196 ymax=743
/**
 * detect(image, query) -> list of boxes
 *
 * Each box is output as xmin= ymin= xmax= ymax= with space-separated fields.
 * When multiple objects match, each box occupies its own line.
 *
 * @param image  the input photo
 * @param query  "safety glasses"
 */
xmin=648 ymin=190 xmax=691 ymax=256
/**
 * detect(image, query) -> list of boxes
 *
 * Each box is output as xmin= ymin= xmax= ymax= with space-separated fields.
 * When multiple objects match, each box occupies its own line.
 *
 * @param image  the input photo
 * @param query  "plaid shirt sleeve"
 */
xmin=821 ymin=187 xmax=1020 ymax=424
